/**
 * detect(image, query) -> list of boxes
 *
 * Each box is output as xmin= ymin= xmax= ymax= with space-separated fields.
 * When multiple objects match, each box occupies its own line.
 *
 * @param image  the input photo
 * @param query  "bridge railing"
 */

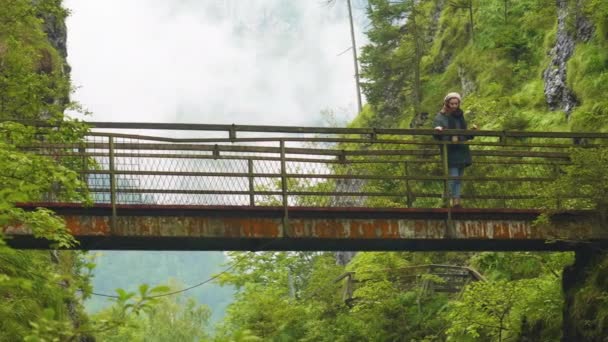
xmin=334 ymin=264 xmax=485 ymax=305
xmin=23 ymin=122 xmax=608 ymax=211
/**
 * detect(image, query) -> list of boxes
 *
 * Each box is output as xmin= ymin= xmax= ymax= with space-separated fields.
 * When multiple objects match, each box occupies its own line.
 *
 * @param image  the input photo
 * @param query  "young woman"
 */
xmin=433 ymin=92 xmax=477 ymax=208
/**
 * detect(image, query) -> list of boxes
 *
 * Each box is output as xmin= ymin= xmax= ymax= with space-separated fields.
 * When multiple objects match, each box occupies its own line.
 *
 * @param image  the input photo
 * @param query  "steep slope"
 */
xmin=357 ymin=0 xmax=608 ymax=133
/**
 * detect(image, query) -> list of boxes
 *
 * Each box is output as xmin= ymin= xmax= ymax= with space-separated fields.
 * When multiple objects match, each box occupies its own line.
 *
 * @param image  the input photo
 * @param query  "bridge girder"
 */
xmin=5 ymin=204 xmax=605 ymax=251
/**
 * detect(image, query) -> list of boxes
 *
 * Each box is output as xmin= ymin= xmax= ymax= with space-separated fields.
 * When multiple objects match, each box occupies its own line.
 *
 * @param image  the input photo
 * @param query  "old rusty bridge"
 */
xmin=6 ymin=122 xmax=608 ymax=251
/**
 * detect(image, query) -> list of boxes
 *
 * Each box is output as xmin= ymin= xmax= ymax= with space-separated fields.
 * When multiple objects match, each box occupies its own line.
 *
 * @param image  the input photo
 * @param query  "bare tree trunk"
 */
xmin=346 ymin=0 xmax=363 ymax=113
xmin=410 ymin=6 xmax=422 ymax=114
xmin=469 ymin=1 xmax=475 ymax=42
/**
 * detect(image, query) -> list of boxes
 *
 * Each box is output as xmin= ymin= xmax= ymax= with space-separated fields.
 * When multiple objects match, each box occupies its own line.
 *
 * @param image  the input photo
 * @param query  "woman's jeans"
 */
xmin=448 ymin=167 xmax=465 ymax=199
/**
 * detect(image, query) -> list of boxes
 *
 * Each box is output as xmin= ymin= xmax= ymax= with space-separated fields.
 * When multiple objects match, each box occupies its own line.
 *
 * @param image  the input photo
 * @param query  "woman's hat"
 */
xmin=444 ymin=92 xmax=462 ymax=102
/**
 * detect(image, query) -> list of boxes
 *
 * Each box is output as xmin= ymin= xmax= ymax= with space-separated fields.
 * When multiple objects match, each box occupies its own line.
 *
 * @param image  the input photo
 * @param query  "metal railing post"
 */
xmin=280 ymin=140 xmax=288 ymax=234
xmin=79 ymin=145 xmax=87 ymax=185
xmin=404 ymin=161 xmax=413 ymax=208
xmin=442 ymin=141 xmax=450 ymax=207
xmin=442 ymin=140 xmax=453 ymax=236
xmin=553 ymin=164 xmax=562 ymax=209
xmin=248 ymin=158 xmax=255 ymax=206
xmin=108 ymin=136 xmax=117 ymax=227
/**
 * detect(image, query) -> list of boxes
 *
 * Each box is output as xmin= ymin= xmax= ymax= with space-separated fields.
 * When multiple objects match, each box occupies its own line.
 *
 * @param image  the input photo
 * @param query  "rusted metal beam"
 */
xmin=5 ymin=204 xmax=605 ymax=251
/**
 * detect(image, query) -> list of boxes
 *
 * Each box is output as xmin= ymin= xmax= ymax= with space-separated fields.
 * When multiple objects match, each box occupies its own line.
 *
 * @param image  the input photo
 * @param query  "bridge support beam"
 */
xmin=5 ymin=204 xmax=606 ymax=251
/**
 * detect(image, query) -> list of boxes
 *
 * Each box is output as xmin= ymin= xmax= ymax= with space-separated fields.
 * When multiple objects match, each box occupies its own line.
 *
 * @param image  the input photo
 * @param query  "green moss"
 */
xmin=569 ymin=104 xmax=608 ymax=132
xmin=419 ymin=63 xmax=460 ymax=115
xmin=424 ymin=4 xmax=471 ymax=74
xmin=568 ymin=43 xmax=608 ymax=97
xmin=349 ymin=105 xmax=375 ymax=128
xmin=571 ymin=255 xmax=608 ymax=340
xmin=0 ymin=0 xmax=72 ymax=121
xmin=510 ymin=80 xmax=547 ymax=109
xmin=566 ymin=42 xmax=608 ymax=131
xmin=582 ymin=0 xmax=608 ymax=44
xmin=526 ymin=110 xmax=569 ymax=131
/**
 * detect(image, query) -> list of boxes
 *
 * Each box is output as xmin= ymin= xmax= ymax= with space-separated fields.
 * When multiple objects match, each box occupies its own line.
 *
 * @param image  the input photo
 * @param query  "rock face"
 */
xmin=426 ymin=0 xmax=446 ymax=46
xmin=542 ymin=0 xmax=595 ymax=118
xmin=543 ymin=0 xmax=578 ymax=117
xmin=562 ymin=248 xmax=608 ymax=341
xmin=458 ymin=66 xmax=476 ymax=97
xmin=335 ymin=251 xmax=357 ymax=266
xmin=575 ymin=3 xmax=595 ymax=43
xmin=40 ymin=11 xmax=70 ymax=74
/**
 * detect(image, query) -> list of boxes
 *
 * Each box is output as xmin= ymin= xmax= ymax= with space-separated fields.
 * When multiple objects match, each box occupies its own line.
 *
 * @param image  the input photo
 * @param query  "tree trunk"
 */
xmin=410 ymin=7 xmax=422 ymax=114
xmin=346 ymin=0 xmax=363 ymax=113
xmin=469 ymin=1 xmax=474 ymax=42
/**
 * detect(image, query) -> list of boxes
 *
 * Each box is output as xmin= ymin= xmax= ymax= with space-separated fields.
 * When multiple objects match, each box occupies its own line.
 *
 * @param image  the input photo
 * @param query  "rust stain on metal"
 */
xmin=414 ymin=221 xmax=427 ymax=236
xmin=493 ymin=222 xmax=510 ymax=239
xmin=7 ymin=210 xmax=603 ymax=243
xmin=2 ymin=223 xmax=29 ymax=235
xmin=397 ymin=220 xmax=444 ymax=238
xmin=224 ymin=218 xmax=280 ymax=238
xmin=455 ymin=221 xmax=533 ymax=239
xmin=426 ymin=220 xmax=444 ymax=238
xmin=289 ymin=220 xmax=307 ymax=237
xmin=509 ymin=222 xmax=530 ymax=239
xmin=313 ymin=220 xmax=346 ymax=238
xmin=64 ymin=216 xmax=109 ymax=236
xmin=475 ymin=221 xmax=490 ymax=238
xmin=128 ymin=216 xmax=154 ymax=236
xmin=244 ymin=218 xmax=280 ymax=238
xmin=348 ymin=220 xmax=400 ymax=238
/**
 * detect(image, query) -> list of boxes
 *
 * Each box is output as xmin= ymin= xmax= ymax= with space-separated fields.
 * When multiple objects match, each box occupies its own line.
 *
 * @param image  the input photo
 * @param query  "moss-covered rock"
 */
xmin=562 ymin=248 xmax=608 ymax=341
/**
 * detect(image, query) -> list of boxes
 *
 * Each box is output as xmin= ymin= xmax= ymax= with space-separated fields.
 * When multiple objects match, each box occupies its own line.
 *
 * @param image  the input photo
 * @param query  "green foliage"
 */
xmin=86 ymin=251 xmax=233 ymax=324
xmin=360 ymin=0 xmax=435 ymax=126
xmin=0 ymin=0 xmax=74 ymax=121
xmin=216 ymin=1 xmax=608 ymax=341
xmin=0 ymin=246 xmax=94 ymax=342
xmin=567 ymin=42 xmax=608 ymax=132
xmin=215 ymin=252 xmax=332 ymax=341
xmin=471 ymin=252 xmax=573 ymax=281
xmin=215 ymin=249 xmax=575 ymax=341
xmin=581 ymin=0 xmax=608 ymax=43
xmin=441 ymin=252 xmax=572 ymax=341
xmin=0 ymin=121 xmax=90 ymax=246
xmin=0 ymin=0 xmax=91 ymax=248
xmin=569 ymin=254 xmax=608 ymax=340
xmin=92 ymin=283 xmax=211 ymax=342
xmin=537 ymin=147 xmax=608 ymax=213
xmin=0 ymin=1 xmax=98 ymax=341
xmin=446 ymin=276 xmax=563 ymax=341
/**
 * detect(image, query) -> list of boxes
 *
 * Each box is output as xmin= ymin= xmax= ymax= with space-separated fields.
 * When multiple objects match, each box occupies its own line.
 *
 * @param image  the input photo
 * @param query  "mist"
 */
xmin=65 ymin=0 xmax=368 ymax=127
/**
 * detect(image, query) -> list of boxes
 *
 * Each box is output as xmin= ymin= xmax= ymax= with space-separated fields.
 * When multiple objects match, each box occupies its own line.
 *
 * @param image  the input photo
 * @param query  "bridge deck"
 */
xmin=6 ymin=204 xmax=604 ymax=251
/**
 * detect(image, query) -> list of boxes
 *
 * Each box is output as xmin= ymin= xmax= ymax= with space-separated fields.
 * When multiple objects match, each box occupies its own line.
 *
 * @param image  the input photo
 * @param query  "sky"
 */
xmin=64 ymin=0 xmax=368 ymax=127
xmin=63 ymin=0 xmax=370 ymax=318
